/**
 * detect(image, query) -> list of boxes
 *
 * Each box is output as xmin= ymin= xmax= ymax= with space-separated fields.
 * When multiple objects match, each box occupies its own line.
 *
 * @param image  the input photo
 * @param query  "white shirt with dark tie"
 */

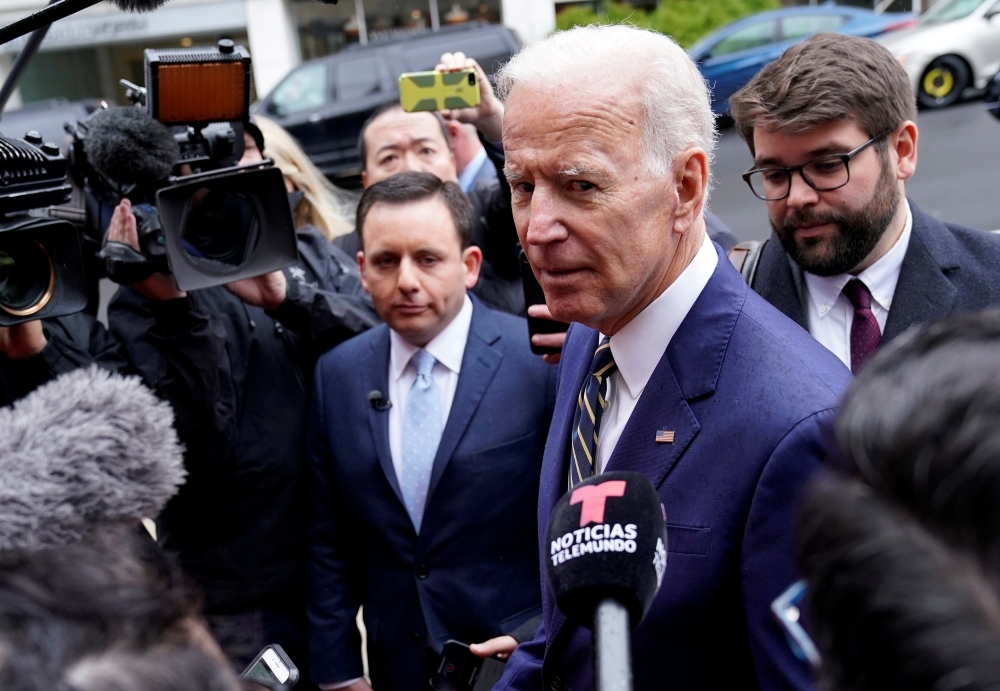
xmin=595 ymin=234 xmax=718 ymax=473
xmin=802 ymin=202 xmax=913 ymax=369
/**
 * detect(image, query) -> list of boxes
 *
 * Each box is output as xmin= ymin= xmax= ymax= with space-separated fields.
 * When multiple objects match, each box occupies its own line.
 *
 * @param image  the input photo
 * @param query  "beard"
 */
xmin=772 ymin=162 xmax=901 ymax=277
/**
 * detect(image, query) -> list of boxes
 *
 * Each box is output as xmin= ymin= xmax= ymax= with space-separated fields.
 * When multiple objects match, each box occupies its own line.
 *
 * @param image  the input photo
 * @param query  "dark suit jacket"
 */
xmin=753 ymin=203 xmax=1000 ymax=342
xmin=308 ymin=296 xmax=556 ymax=691
xmin=496 ymin=245 xmax=852 ymax=691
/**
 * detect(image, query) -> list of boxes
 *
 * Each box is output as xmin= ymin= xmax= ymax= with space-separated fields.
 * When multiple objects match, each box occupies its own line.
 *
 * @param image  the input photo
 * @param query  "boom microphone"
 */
xmin=0 ymin=0 xmax=168 ymax=48
xmin=0 ymin=367 xmax=186 ymax=552
xmin=84 ymin=107 xmax=179 ymax=186
xmin=546 ymin=471 xmax=667 ymax=691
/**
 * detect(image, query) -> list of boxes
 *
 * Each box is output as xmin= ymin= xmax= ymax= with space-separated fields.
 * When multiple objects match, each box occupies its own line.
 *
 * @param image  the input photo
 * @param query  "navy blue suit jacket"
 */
xmin=495 ymin=245 xmax=852 ymax=691
xmin=308 ymin=297 xmax=556 ymax=691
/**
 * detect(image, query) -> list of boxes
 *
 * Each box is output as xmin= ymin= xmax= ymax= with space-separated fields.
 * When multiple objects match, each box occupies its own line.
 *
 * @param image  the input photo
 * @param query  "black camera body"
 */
xmin=0 ymin=132 xmax=88 ymax=327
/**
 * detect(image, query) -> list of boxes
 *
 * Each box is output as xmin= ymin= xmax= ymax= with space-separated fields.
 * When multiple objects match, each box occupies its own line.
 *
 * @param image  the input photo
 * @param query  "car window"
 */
xmin=403 ymin=32 xmax=511 ymax=73
xmin=335 ymin=58 xmax=384 ymax=100
xmin=269 ymin=63 xmax=328 ymax=116
xmin=921 ymin=0 xmax=988 ymax=24
xmin=781 ymin=14 xmax=847 ymax=41
xmin=710 ymin=20 xmax=779 ymax=57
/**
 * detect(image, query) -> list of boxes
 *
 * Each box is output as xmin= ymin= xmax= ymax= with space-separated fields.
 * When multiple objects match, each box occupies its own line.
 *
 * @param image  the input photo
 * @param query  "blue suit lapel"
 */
xmin=360 ymin=331 xmax=405 ymax=508
xmin=425 ymin=300 xmax=503 ymax=506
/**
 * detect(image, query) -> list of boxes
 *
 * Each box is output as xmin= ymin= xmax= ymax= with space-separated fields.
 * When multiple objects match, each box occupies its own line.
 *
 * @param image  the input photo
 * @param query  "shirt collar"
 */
xmin=804 ymin=201 xmax=913 ymax=316
xmin=390 ymin=294 xmax=473 ymax=380
xmin=603 ymin=234 xmax=718 ymax=399
xmin=457 ymin=147 xmax=489 ymax=193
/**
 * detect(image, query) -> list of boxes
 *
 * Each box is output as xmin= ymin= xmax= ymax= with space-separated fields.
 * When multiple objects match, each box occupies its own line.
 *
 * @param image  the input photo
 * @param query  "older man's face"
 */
xmin=503 ymin=84 xmax=679 ymax=331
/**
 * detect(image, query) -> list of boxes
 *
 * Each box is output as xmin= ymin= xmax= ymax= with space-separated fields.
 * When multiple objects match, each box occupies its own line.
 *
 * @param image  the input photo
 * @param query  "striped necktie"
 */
xmin=570 ymin=336 xmax=617 ymax=486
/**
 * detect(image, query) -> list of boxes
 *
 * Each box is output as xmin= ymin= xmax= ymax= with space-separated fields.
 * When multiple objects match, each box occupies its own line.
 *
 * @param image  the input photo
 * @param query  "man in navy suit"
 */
xmin=493 ymin=24 xmax=851 ymax=691
xmin=728 ymin=33 xmax=1000 ymax=374
xmin=308 ymin=172 xmax=555 ymax=691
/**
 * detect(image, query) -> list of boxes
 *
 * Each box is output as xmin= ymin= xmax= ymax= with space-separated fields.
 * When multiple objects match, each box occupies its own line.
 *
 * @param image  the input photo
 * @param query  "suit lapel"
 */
xmin=754 ymin=235 xmax=808 ymax=330
xmin=882 ymin=205 xmax=959 ymax=342
xmin=425 ymin=302 xmax=503 ymax=505
xmin=360 ymin=332 xmax=405 ymax=507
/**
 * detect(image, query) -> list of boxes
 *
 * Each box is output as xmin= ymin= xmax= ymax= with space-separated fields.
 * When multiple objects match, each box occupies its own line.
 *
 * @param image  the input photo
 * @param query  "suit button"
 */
xmin=416 ymin=564 xmax=430 ymax=579
xmin=549 ymin=676 xmax=563 ymax=691
xmin=412 ymin=631 xmax=423 ymax=644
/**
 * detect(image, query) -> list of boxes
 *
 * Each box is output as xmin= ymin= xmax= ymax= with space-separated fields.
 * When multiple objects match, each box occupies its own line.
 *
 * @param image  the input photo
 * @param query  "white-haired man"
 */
xmin=493 ymin=25 xmax=850 ymax=691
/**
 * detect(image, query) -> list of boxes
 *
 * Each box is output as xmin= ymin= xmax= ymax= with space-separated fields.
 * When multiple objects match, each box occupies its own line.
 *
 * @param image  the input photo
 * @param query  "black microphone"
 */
xmin=368 ymin=390 xmax=392 ymax=411
xmin=84 ymin=107 xmax=179 ymax=186
xmin=545 ymin=471 xmax=667 ymax=691
xmin=0 ymin=0 xmax=168 ymax=47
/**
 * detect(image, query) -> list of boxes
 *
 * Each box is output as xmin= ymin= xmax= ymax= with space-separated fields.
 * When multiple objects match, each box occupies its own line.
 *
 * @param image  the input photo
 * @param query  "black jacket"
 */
xmin=109 ymin=226 xmax=378 ymax=613
xmin=0 ymin=312 xmax=132 ymax=407
xmin=751 ymin=203 xmax=1000 ymax=342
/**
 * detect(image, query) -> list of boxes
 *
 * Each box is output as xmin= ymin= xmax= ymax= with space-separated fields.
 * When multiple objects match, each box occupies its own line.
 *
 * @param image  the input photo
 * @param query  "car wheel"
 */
xmin=918 ymin=55 xmax=970 ymax=109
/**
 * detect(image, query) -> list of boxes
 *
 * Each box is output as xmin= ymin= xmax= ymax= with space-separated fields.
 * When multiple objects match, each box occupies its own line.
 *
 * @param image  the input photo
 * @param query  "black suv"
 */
xmin=254 ymin=21 xmax=521 ymax=181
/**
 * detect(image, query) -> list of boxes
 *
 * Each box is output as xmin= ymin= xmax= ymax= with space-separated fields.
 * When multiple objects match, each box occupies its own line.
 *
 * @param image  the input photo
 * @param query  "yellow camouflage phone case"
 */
xmin=398 ymin=69 xmax=481 ymax=112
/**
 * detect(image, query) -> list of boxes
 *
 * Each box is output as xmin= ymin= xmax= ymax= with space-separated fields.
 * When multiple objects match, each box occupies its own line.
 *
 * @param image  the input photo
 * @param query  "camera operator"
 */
xmin=105 ymin=124 xmax=377 ymax=685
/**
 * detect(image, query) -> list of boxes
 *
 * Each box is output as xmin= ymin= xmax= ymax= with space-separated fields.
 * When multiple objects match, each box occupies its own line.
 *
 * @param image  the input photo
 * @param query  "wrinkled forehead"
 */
xmin=366 ymin=109 xmax=448 ymax=150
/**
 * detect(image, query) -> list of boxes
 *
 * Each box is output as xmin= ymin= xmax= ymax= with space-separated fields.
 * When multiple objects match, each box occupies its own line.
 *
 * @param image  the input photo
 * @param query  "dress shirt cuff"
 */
xmin=319 ymin=678 xmax=364 ymax=690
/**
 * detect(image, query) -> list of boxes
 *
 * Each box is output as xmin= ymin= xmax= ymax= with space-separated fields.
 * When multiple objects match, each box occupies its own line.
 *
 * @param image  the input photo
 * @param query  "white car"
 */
xmin=878 ymin=0 xmax=1000 ymax=108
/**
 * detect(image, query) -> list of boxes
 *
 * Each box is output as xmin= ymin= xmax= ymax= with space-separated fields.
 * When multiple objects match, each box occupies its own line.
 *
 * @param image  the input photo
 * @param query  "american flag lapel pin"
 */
xmin=655 ymin=429 xmax=675 ymax=443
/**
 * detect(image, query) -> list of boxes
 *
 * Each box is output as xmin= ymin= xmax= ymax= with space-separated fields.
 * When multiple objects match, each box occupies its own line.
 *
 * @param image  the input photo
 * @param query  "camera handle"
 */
xmin=99 ymin=241 xmax=169 ymax=285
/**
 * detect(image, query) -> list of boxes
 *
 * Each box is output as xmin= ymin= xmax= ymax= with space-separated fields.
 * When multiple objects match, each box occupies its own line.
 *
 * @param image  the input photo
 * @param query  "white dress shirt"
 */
xmin=803 ymin=202 xmax=913 ymax=369
xmin=387 ymin=294 xmax=473 ymax=480
xmin=595 ymin=234 xmax=718 ymax=473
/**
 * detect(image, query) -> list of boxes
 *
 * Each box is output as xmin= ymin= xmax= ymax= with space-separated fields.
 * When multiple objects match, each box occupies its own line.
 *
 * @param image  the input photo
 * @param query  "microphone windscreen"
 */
xmin=0 ymin=367 xmax=186 ymax=552
xmin=110 ymin=0 xmax=168 ymax=11
xmin=545 ymin=471 xmax=667 ymax=629
xmin=83 ymin=107 xmax=179 ymax=186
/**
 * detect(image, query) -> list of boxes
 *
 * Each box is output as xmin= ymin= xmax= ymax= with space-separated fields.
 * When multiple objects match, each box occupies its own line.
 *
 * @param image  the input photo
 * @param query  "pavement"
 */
xmin=708 ymin=100 xmax=1000 ymax=242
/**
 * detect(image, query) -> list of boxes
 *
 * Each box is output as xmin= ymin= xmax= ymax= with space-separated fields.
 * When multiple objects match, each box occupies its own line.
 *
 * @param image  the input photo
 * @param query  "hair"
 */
xmin=729 ymin=33 xmax=917 ymax=157
xmin=496 ymin=24 xmax=716 ymax=179
xmin=797 ymin=474 xmax=1000 ymax=691
xmin=357 ymin=102 xmax=451 ymax=172
xmin=253 ymin=116 xmax=354 ymax=240
xmin=355 ymin=171 xmax=473 ymax=249
xmin=64 ymin=647 xmax=240 ymax=691
xmin=834 ymin=310 xmax=1000 ymax=576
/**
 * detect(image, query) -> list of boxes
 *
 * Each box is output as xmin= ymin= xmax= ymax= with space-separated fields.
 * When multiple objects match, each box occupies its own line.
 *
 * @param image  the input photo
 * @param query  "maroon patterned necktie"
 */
xmin=843 ymin=279 xmax=882 ymax=374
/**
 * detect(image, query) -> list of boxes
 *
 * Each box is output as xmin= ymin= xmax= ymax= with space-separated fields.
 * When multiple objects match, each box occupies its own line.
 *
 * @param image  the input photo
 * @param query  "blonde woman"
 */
xmin=244 ymin=116 xmax=354 ymax=240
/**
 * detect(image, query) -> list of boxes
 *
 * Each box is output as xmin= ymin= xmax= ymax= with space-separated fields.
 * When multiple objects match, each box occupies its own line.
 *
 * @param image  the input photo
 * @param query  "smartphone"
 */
xmin=429 ymin=640 xmax=507 ymax=691
xmin=240 ymin=644 xmax=299 ymax=688
xmin=399 ymin=69 xmax=481 ymax=113
xmin=519 ymin=248 xmax=568 ymax=355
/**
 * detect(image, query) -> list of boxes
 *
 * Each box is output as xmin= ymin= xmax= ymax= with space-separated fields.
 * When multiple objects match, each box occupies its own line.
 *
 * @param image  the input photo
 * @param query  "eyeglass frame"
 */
xmin=742 ymin=130 xmax=892 ymax=202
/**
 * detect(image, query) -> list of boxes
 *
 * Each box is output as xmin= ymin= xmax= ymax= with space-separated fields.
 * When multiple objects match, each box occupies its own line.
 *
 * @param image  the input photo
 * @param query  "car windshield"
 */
xmin=920 ymin=0 xmax=988 ymax=24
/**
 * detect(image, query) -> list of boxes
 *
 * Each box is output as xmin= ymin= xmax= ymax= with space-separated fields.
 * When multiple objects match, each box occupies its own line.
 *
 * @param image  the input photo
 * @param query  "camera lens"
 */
xmin=0 ymin=235 xmax=55 ymax=316
xmin=182 ymin=189 xmax=261 ymax=268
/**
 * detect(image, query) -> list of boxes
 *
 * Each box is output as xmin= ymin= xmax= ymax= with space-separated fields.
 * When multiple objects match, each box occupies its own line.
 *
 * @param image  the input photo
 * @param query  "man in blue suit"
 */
xmin=308 ymin=172 xmax=555 ymax=691
xmin=493 ymin=25 xmax=852 ymax=691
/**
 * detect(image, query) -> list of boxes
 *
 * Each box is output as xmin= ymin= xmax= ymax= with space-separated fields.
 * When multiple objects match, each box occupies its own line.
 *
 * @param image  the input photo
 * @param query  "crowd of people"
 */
xmin=0 ymin=21 xmax=999 ymax=691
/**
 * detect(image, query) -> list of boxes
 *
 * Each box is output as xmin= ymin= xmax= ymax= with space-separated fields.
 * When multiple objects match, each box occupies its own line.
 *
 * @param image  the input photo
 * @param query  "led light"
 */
xmin=157 ymin=62 xmax=246 ymax=123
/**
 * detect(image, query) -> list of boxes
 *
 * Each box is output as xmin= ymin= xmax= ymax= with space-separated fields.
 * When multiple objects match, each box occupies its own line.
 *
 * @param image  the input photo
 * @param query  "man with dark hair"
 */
xmin=795 ymin=310 xmax=1000 ymax=690
xmin=308 ymin=172 xmax=555 ymax=691
xmin=729 ymin=33 xmax=1000 ymax=374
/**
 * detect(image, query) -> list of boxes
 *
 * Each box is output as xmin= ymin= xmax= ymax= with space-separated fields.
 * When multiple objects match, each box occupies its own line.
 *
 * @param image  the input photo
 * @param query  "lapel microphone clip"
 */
xmin=368 ymin=390 xmax=392 ymax=411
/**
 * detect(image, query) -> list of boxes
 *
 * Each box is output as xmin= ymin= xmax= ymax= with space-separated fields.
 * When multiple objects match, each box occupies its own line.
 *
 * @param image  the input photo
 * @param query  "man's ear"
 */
xmin=357 ymin=251 xmax=370 ymax=294
xmin=462 ymin=245 xmax=483 ymax=290
xmin=892 ymin=120 xmax=918 ymax=182
xmin=672 ymin=147 xmax=709 ymax=235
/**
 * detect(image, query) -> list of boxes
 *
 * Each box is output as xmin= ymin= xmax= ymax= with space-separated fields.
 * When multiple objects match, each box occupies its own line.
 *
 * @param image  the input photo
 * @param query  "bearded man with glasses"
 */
xmin=730 ymin=33 xmax=1000 ymax=375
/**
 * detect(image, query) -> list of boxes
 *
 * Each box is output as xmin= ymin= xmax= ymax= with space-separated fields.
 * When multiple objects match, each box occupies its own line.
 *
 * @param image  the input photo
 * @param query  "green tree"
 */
xmin=555 ymin=0 xmax=781 ymax=48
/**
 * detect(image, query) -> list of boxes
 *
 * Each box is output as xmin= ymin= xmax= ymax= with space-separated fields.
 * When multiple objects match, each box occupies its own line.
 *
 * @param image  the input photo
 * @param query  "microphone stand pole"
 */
xmin=0 ymin=0 xmax=59 ymax=116
xmin=0 ymin=0 xmax=100 ymax=48
xmin=594 ymin=598 xmax=632 ymax=691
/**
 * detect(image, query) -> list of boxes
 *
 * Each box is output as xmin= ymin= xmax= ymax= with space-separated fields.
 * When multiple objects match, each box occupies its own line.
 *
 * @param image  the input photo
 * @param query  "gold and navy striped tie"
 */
xmin=570 ymin=336 xmax=617 ymax=486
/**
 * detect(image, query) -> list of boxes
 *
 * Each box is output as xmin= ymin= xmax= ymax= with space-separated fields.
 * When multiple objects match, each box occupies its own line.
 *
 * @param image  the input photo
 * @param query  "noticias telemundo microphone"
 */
xmin=545 ymin=471 xmax=668 ymax=691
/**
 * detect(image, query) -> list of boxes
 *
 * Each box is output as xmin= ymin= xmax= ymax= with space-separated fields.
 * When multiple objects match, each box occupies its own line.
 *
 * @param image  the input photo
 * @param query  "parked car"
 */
xmin=689 ymin=5 xmax=916 ymax=116
xmin=878 ymin=0 xmax=1000 ymax=109
xmin=0 ymin=98 xmax=99 ymax=146
xmin=254 ymin=21 xmax=521 ymax=181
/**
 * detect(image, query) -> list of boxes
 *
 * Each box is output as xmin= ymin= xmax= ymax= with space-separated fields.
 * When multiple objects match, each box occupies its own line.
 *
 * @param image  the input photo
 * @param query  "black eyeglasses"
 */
xmin=742 ymin=131 xmax=890 ymax=201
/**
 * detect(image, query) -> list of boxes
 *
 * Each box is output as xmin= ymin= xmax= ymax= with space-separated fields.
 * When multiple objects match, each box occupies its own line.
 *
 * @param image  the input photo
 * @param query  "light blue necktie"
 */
xmin=400 ymin=349 xmax=443 ymax=533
